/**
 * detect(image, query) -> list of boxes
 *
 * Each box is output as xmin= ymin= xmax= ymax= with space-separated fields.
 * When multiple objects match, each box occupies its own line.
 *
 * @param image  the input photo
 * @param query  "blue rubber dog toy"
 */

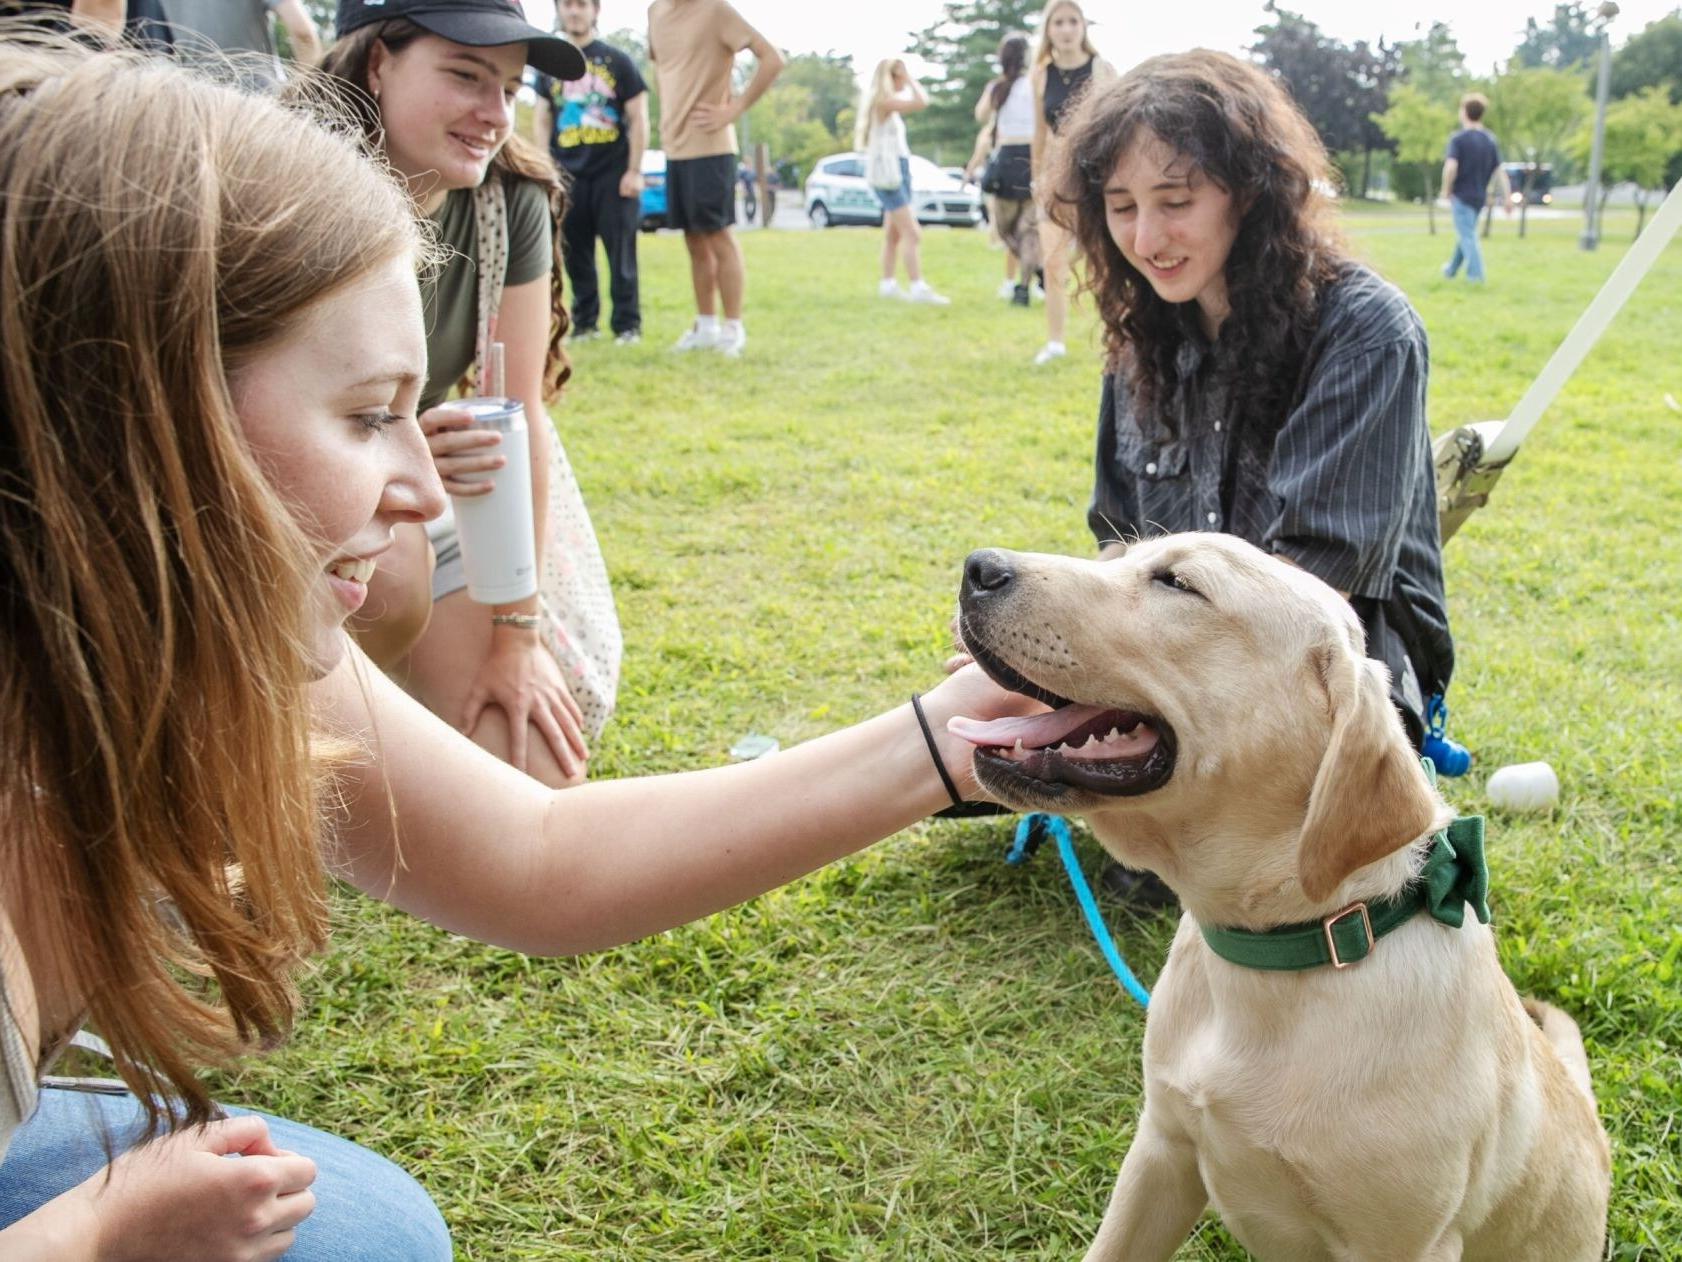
xmin=1423 ymin=693 xmax=1471 ymax=777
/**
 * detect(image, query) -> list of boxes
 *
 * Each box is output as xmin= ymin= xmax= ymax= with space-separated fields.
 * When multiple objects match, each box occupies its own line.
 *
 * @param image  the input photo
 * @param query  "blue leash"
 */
xmin=1005 ymin=813 xmax=1152 ymax=1010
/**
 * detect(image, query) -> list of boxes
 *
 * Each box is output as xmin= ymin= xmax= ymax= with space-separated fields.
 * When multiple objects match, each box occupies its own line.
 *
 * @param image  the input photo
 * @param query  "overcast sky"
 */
xmin=522 ymin=1 xmax=1677 ymax=83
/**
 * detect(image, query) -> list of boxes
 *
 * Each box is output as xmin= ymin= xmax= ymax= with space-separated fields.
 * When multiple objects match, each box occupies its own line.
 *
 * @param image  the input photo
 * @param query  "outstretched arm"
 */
xmin=316 ymin=645 xmax=1026 ymax=956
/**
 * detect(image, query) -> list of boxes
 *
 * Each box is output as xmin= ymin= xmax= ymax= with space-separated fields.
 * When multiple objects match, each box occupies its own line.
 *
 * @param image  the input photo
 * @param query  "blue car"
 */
xmin=639 ymin=148 xmax=667 ymax=232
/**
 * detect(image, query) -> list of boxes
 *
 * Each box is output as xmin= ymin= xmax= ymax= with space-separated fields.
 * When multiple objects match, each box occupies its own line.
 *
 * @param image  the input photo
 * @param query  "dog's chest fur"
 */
xmin=1141 ymin=923 xmax=1521 ymax=1259
xmin=1151 ymin=1019 xmax=1350 ymax=1257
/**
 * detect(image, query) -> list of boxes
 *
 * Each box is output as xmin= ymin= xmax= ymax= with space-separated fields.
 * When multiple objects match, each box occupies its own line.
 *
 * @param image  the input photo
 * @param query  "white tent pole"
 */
xmin=1484 ymin=181 xmax=1682 ymax=465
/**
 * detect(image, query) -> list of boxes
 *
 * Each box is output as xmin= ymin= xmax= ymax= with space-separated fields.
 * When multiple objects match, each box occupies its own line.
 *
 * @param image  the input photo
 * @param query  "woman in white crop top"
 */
xmin=967 ymin=32 xmax=1041 ymax=306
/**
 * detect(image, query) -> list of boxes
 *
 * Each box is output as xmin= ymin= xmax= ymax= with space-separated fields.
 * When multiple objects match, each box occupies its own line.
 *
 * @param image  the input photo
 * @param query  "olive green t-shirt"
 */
xmin=420 ymin=175 xmax=553 ymax=411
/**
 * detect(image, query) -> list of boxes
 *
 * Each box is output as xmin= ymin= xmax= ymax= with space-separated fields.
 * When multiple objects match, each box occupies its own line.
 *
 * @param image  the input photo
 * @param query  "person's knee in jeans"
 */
xmin=0 ymin=1089 xmax=452 ymax=1262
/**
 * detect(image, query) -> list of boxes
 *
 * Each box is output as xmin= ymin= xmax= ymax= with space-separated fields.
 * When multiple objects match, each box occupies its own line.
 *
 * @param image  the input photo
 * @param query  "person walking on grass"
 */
xmin=0 ymin=34 xmax=1028 ymax=1259
xmin=858 ymin=57 xmax=950 ymax=305
xmin=1030 ymin=0 xmax=1114 ymax=365
xmin=1441 ymin=92 xmax=1512 ymax=283
xmin=647 ymin=0 xmax=783 ymax=358
xmin=534 ymin=0 xmax=647 ymax=345
xmin=967 ymin=32 xmax=1039 ymax=307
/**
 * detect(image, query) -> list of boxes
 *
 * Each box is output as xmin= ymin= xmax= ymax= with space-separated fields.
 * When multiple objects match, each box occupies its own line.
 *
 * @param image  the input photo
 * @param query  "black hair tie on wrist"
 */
xmin=911 ymin=693 xmax=1013 ymax=819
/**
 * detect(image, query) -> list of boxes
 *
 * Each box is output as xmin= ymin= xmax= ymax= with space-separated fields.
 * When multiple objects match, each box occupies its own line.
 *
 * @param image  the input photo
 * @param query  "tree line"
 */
xmin=285 ymin=0 xmax=1680 ymax=228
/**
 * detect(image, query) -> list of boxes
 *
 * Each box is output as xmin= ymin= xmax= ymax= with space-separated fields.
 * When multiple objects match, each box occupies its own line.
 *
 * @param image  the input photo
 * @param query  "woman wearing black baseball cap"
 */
xmin=318 ymin=3 xmax=607 ymax=794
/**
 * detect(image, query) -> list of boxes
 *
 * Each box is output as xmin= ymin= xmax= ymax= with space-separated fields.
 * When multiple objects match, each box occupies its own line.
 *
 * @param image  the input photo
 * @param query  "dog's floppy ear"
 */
xmin=1297 ymin=643 xmax=1441 ymax=903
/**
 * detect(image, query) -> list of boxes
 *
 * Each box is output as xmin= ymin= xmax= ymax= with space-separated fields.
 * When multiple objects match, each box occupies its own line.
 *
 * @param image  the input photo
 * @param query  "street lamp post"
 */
xmin=1580 ymin=1 xmax=1619 ymax=251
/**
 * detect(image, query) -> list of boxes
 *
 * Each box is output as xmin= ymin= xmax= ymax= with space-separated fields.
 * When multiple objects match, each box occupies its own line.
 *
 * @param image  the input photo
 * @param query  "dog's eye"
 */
xmin=1152 ymin=570 xmax=1202 ymax=597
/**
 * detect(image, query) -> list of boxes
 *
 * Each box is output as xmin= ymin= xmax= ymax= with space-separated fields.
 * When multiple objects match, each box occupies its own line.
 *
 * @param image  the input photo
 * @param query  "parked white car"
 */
xmin=803 ymin=152 xmax=983 ymax=229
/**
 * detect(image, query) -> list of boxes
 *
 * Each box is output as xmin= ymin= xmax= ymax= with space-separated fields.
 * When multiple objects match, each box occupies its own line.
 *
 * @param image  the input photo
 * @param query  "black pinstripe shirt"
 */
xmin=1088 ymin=263 xmax=1453 ymax=735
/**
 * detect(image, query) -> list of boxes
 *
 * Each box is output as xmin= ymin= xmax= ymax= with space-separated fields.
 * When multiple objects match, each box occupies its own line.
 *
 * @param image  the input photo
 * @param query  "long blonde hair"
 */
xmin=1034 ymin=0 xmax=1100 ymax=67
xmin=853 ymin=58 xmax=903 ymax=150
xmin=0 ymin=29 xmax=422 ymax=1136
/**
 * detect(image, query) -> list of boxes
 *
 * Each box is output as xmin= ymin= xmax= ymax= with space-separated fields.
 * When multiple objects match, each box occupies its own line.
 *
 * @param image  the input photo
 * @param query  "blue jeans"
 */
xmin=873 ymin=157 xmax=913 ymax=213
xmin=0 ymin=1086 xmax=451 ymax=1260
xmin=1444 ymin=196 xmax=1486 ymax=282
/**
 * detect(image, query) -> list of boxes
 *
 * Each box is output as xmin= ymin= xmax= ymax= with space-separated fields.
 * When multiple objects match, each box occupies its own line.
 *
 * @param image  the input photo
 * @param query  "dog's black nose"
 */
xmin=964 ymin=549 xmax=1015 ymax=597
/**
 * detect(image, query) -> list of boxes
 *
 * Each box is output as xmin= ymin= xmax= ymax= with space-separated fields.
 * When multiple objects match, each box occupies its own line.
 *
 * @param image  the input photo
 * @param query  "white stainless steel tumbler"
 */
xmin=448 ymin=396 xmax=537 ymax=604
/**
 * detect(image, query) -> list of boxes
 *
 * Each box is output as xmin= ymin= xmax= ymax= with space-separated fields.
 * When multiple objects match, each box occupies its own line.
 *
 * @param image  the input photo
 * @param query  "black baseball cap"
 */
xmin=336 ymin=0 xmax=586 ymax=81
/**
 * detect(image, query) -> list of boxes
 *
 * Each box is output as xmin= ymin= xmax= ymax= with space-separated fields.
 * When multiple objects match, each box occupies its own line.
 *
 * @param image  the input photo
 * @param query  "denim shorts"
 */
xmin=873 ymin=157 xmax=912 ymax=213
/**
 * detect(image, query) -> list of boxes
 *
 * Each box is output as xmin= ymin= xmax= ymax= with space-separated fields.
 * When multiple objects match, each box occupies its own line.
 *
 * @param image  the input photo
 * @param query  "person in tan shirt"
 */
xmin=647 ymin=0 xmax=783 ymax=357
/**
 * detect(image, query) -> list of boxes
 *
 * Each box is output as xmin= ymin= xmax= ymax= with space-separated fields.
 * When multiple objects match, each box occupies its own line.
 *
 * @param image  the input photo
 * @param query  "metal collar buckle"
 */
xmin=1322 ymin=901 xmax=1374 ymax=969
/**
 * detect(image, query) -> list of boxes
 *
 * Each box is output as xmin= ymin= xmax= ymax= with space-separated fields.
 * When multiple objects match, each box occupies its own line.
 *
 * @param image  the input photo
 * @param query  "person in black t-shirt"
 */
xmin=1440 ymin=92 xmax=1512 ymax=284
xmin=533 ymin=0 xmax=648 ymax=343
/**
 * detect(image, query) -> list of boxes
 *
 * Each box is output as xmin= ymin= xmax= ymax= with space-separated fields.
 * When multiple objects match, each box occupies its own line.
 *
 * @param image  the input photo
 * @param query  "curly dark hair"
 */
xmin=310 ymin=20 xmax=571 ymax=401
xmin=1046 ymin=50 xmax=1345 ymax=437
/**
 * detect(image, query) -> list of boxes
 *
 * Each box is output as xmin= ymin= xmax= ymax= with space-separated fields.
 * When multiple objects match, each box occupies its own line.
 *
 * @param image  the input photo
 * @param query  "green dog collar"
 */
xmin=1200 ymin=816 xmax=1490 ymax=972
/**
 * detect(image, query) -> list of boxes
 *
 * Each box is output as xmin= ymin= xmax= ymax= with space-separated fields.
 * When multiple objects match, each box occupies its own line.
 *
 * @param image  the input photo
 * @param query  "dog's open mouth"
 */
xmin=953 ymin=632 xmax=1177 ymax=800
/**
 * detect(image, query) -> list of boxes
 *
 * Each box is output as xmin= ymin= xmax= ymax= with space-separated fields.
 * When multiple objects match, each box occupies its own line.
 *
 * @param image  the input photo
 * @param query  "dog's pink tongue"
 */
xmin=948 ymin=704 xmax=1112 ymax=749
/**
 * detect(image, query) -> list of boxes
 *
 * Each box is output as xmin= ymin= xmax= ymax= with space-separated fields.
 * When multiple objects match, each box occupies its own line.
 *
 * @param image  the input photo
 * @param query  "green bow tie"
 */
xmin=1200 ymin=816 xmax=1491 ymax=972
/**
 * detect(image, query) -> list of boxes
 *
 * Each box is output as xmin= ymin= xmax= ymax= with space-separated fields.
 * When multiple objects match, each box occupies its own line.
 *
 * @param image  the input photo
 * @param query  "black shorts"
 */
xmin=666 ymin=153 xmax=736 ymax=233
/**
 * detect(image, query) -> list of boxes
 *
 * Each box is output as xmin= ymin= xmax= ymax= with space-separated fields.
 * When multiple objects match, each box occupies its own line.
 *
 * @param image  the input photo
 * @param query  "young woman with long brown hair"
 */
xmin=1029 ymin=0 xmax=1114 ymax=365
xmin=967 ymin=31 xmax=1039 ymax=307
xmin=1046 ymin=49 xmax=1454 ymax=907
xmin=318 ymin=0 xmax=602 ymax=792
xmin=0 ymin=28 xmax=1023 ymax=1260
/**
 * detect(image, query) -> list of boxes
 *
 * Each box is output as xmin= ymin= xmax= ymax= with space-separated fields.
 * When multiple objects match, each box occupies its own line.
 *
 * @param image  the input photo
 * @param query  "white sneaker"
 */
xmin=673 ymin=323 xmax=719 ymax=352
xmin=1032 ymin=283 xmax=1047 ymax=300
xmin=1033 ymin=340 xmax=1067 ymax=366
xmin=996 ymin=279 xmax=1018 ymax=299
xmin=907 ymin=281 xmax=951 ymax=306
xmin=879 ymin=278 xmax=905 ymax=300
xmin=614 ymin=330 xmax=642 ymax=346
xmin=715 ymin=322 xmax=746 ymax=358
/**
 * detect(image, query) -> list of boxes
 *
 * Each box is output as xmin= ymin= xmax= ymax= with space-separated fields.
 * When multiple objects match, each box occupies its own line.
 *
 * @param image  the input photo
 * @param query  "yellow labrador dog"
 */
xmin=948 ymin=534 xmax=1609 ymax=1262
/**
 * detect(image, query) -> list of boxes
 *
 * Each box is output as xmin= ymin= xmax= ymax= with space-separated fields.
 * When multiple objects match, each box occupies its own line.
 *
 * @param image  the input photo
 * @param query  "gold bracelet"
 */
xmin=490 ymin=612 xmax=542 ymax=631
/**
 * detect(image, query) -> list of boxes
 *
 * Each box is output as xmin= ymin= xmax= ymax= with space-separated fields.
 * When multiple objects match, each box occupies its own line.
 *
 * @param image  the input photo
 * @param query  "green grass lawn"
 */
xmin=218 ymin=206 xmax=1680 ymax=1259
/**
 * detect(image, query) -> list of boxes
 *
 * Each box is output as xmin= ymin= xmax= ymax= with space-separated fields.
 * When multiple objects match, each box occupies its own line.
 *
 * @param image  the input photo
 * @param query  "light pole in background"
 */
xmin=1579 ymin=1 xmax=1620 ymax=251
